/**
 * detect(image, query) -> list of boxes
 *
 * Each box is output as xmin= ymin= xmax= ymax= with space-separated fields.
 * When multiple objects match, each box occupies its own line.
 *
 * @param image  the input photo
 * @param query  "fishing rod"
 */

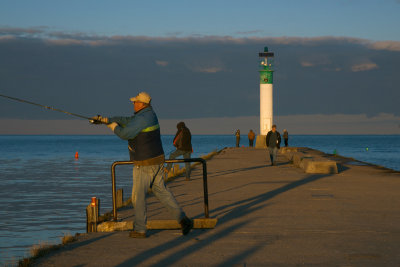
xmin=0 ymin=93 xmax=102 ymax=123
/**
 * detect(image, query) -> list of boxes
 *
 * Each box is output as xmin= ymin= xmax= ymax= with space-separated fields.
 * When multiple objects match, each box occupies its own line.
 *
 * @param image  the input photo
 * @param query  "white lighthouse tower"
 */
xmin=255 ymin=46 xmax=275 ymax=148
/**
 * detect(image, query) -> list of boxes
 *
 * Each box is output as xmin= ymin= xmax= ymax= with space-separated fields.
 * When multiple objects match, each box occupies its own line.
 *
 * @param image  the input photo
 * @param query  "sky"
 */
xmin=0 ymin=0 xmax=399 ymax=134
xmin=1 ymin=0 xmax=400 ymax=41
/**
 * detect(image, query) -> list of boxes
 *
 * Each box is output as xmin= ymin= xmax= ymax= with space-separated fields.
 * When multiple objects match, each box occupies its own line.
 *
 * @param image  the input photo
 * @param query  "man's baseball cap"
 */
xmin=130 ymin=92 xmax=151 ymax=104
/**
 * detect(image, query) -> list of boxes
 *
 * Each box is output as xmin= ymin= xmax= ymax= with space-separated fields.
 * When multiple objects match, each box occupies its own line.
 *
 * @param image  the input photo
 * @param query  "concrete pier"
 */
xmin=33 ymin=147 xmax=400 ymax=266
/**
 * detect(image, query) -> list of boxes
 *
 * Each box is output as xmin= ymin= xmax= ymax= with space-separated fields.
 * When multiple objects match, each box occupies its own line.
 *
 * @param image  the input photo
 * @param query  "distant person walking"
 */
xmin=91 ymin=92 xmax=193 ymax=238
xmin=248 ymin=129 xmax=255 ymax=147
xmin=266 ymin=125 xmax=281 ymax=166
xmin=165 ymin=122 xmax=193 ymax=181
xmin=283 ymin=129 xmax=289 ymax=147
xmin=235 ymin=129 xmax=241 ymax=147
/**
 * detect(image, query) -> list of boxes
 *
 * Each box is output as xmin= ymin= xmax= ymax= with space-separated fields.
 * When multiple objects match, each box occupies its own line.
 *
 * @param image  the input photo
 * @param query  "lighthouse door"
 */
xmin=262 ymin=117 xmax=272 ymax=135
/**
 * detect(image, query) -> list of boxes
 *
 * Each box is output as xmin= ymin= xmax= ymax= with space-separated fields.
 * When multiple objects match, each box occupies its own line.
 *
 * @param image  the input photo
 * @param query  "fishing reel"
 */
xmin=90 ymin=115 xmax=109 ymax=124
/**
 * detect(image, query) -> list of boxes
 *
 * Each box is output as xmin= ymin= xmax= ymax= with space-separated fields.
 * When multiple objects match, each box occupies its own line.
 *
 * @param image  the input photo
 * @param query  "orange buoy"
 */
xmin=75 ymin=151 xmax=79 ymax=159
xmin=91 ymin=197 xmax=97 ymax=207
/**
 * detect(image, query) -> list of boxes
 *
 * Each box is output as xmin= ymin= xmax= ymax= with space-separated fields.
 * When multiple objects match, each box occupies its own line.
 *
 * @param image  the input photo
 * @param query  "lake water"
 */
xmin=0 ymin=135 xmax=399 ymax=265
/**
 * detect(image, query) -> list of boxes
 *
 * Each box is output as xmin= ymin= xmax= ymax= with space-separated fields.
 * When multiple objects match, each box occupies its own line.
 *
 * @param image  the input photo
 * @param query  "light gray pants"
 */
xmin=132 ymin=164 xmax=185 ymax=233
xmin=268 ymin=147 xmax=278 ymax=165
xmin=166 ymin=149 xmax=191 ymax=179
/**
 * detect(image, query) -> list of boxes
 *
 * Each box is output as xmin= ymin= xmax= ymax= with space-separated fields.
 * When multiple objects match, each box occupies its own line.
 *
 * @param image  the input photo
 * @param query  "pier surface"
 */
xmin=34 ymin=147 xmax=400 ymax=266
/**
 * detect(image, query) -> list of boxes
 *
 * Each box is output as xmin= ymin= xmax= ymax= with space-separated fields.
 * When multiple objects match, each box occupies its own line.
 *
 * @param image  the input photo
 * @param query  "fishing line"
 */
xmin=0 ymin=93 xmax=97 ymax=122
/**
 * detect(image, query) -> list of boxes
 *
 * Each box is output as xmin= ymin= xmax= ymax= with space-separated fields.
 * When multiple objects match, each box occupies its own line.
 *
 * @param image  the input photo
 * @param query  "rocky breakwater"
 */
xmin=280 ymin=147 xmax=339 ymax=174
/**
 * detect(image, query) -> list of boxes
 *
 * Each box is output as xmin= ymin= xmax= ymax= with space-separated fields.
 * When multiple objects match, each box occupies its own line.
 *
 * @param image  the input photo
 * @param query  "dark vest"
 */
xmin=128 ymin=127 xmax=164 ymax=162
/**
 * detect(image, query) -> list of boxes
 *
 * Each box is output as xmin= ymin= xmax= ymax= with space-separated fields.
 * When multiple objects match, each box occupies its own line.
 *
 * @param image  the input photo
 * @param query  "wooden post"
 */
xmin=173 ymin=164 xmax=180 ymax=175
xmin=86 ymin=197 xmax=100 ymax=233
xmin=116 ymin=188 xmax=123 ymax=209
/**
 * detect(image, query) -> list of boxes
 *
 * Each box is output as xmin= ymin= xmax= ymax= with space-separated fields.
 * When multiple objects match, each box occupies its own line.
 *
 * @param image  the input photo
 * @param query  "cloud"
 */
xmin=323 ymin=67 xmax=342 ymax=72
xmin=0 ymin=26 xmax=45 ymax=35
xmin=166 ymin=31 xmax=184 ymax=37
xmin=2 ymin=28 xmax=400 ymax=52
xmin=235 ymin=30 xmax=264 ymax=35
xmin=261 ymin=36 xmax=368 ymax=46
xmin=45 ymin=38 xmax=86 ymax=46
xmin=300 ymin=58 xmax=331 ymax=68
xmin=0 ymin=29 xmax=399 ymax=122
xmin=300 ymin=61 xmax=315 ymax=67
xmin=369 ymin=41 xmax=400 ymax=52
xmin=186 ymin=58 xmax=226 ymax=73
xmin=351 ymin=63 xmax=378 ymax=72
xmin=47 ymin=31 xmax=103 ymax=40
xmin=155 ymin=60 xmax=169 ymax=67
xmin=193 ymin=66 xmax=224 ymax=73
xmin=0 ymin=35 xmax=15 ymax=41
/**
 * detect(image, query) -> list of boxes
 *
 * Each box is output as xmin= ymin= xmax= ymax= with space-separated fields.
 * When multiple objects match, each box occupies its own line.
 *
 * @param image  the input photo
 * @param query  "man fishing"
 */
xmin=91 ymin=92 xmax=193 ymax=238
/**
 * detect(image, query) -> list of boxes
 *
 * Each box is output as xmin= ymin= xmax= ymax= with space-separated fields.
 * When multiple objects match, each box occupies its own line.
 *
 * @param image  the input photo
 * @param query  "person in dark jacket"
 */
xmin=91 ymin=92 xmax=193 ymax=238
xmin=266 ymin=124 xmax=281 ymax=166
xmin=165 ymin=122 xmax=193 ymax=180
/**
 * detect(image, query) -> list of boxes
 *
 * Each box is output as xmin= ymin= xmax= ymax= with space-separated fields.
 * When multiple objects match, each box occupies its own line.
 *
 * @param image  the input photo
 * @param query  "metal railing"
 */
xmin=111 ymin=158 xmax=209 ymax=221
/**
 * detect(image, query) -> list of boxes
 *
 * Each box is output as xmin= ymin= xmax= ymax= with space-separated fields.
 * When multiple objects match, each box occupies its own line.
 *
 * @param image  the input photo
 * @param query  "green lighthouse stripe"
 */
xmin=259 ymin=70 xmax=273 ymax=84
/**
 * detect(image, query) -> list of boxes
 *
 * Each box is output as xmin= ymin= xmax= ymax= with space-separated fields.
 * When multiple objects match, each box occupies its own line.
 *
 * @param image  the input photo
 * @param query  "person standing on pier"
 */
xmin=283 ymin=129 xmax=289 ymax=147
xmin=266 ymin=125 xmax=281 ymax=166
xmin=165 ymin=121 xmax=193 ymax=181
xmin=91 ymin=92 xmax=193 ymax=238
xmin=248 ymin=129 xmax=255 ymax=147
xmin=235 ymin=129 xmax=241 ymax=147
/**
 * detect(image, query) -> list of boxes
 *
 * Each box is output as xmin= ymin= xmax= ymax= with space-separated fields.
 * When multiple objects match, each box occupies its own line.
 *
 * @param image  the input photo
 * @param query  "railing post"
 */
xmin=116 ymin=188 xmax=124 ymax=209
xmin=86 ymin=197 xmax=100 ymax=232
xmin=201 ymin=159 xmax=209 ymax=218
xmin=111 ymin=162 xmax=117 ymax=221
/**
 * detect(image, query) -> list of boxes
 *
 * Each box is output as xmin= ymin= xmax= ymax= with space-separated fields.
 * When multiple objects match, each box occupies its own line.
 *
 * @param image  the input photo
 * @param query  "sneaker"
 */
xmin=180 ymin=216 xmax=193 ymax=235
xmin=129 ymin=231 xmax=147 ymax=238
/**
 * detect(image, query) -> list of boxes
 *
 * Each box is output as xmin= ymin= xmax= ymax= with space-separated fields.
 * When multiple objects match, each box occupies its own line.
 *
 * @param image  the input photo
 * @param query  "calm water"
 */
xmin=0 ymin=135 xmax=399 ymax=265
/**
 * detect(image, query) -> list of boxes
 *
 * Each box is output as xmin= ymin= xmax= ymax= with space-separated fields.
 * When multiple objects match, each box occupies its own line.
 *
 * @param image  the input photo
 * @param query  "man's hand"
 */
xmin=107 ymin=122 xmax=118 ymax=132
xmin=90 ymin=115 xmax=109 ymax=124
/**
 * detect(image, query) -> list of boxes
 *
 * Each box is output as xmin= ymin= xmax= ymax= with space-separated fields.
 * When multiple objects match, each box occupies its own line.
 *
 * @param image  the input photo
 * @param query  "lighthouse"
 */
xmin=255 ymin=46 xmax=275 ymax=148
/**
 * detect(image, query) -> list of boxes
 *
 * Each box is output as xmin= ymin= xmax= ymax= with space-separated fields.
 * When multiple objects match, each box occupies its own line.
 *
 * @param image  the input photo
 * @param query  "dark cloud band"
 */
xmin=0 ymin=30 xmax=399 ymax=121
